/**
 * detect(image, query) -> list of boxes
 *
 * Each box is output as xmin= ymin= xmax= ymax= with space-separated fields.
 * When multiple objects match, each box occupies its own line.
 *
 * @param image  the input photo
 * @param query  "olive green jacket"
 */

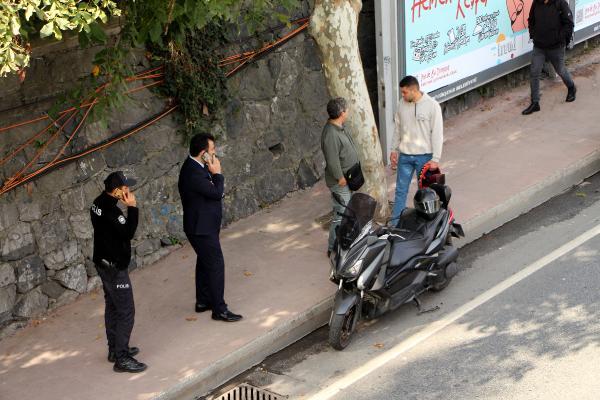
xmin=320 ymin=122 xmax=359 ymax=188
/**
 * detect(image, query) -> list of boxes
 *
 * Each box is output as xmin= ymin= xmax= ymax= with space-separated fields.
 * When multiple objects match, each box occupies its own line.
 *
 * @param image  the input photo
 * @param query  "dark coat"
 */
xmin=528 ymin=0 xmax=574 ymax=49
xmin=90 ymin=191 xmax=139 ymax=270
xmin=178 ymin=156 xmax=225 ymax=236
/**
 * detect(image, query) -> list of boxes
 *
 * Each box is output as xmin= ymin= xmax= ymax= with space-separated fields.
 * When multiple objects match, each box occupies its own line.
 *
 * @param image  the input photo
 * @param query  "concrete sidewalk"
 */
xmin=1 ymin=49 xmax=599 ymax=399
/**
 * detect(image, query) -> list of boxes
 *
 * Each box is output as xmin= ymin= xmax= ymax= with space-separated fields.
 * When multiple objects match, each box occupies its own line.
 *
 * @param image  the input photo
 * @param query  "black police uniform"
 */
xmin=90 ymin=191 xmax=138 ymax=361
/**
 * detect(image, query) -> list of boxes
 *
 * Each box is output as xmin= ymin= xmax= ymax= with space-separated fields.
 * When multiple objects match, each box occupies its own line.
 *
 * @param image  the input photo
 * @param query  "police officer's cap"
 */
xmin=104 ymin=171 xmax=137 ymax=192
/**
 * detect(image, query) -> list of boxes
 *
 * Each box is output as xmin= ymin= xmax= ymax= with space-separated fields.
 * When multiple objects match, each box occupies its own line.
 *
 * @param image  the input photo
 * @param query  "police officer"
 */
xmin=90 ymin=171 xmax=147 ymax=373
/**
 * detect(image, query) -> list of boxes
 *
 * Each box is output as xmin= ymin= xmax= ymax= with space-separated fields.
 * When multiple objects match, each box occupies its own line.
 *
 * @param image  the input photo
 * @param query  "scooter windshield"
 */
xmin=338 ymin=193 xmax=377 ymax=250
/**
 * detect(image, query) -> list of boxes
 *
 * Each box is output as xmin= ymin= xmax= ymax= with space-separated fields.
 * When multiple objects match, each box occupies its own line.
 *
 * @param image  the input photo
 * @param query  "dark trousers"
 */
xmin=96 ymin=266 xmax=135 ymax=360
xmin=530 ymin=46 xmax=575 ymax=103
xmin=186 ymin=234 xmax=227 ymax=314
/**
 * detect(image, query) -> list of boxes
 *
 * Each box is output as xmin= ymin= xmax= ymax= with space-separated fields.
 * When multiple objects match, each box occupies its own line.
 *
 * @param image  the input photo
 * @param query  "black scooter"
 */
xmin=327 ymin=183 xmax=464 ymax=350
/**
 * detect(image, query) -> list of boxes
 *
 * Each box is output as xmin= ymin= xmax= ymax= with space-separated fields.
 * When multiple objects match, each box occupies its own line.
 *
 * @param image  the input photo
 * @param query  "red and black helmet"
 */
xmin=419 ymin=162 xmax=445 ymax=189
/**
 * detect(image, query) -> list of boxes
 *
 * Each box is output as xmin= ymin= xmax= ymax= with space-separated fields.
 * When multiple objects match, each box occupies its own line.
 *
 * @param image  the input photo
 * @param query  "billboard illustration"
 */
xmin=574 ymin=0 xmax=600 ymax=41
xmin=507 ymin=0 xmax=534 ymax=32
xmin=397 ymin=0 xmax=599 ymax=102
xmin=402 ymin=0 xmax=537 ymax=99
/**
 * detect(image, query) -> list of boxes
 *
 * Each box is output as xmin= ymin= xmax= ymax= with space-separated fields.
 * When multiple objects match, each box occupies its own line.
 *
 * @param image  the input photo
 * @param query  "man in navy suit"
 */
xmin=178 ymin=133 xmax=242 ymax=322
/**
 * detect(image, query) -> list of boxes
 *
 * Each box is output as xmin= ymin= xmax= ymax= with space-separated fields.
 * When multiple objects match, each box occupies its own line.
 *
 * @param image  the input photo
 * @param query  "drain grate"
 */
xmin=209 ymin=383 xmax=285 ymax=400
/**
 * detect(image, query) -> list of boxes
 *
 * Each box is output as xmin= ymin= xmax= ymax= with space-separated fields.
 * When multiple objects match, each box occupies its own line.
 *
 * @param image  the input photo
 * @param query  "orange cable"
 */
xmin=0 ymin=106 xmax=178 ymax=194
xmin=0 ymin=112 xmax=69 ymax=167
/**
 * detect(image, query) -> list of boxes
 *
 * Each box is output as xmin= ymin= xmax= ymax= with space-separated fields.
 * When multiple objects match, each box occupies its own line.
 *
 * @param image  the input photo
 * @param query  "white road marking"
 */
xmin=309 ymin=224 xmax=600 ymax=400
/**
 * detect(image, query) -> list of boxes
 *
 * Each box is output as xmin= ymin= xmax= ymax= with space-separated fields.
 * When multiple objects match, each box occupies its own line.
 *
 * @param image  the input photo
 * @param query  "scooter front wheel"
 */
xmin=329 ymin=305 xmax=358 ymax=350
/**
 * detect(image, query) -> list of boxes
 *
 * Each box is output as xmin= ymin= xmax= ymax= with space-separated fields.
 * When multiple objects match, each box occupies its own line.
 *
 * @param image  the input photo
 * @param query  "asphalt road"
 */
xmin=205 ymin=173 xmax=600 ymax=400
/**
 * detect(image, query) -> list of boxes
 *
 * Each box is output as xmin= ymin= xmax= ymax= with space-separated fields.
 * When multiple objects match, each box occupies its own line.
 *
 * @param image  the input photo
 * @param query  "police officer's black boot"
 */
xmin=113 ymin=355 xmax=148 ymax=373
xmin=108 ymin=346 xmax=140 ymax=363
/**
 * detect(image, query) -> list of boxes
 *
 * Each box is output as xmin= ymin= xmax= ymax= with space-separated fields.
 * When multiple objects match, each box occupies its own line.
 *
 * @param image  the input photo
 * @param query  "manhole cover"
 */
xmin=208 ymin=383 xmax=286 ymax=400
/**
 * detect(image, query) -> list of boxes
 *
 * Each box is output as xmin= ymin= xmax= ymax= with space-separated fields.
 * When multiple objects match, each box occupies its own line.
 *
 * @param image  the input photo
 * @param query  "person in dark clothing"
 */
xmin=178 ymin=133 xmax=242 ymax=322
xmin=522 ymin=0 xmax=576 ymax=115
xmin=90 ymin=171 xmax=147 ymax=373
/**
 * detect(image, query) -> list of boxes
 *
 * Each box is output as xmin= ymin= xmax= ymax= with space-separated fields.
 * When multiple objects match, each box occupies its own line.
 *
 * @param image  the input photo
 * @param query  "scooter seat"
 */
xmin=389 ymin=236 xmax=428 ymax=268
xmin=389 ymin=208 xmax=448 ymax=267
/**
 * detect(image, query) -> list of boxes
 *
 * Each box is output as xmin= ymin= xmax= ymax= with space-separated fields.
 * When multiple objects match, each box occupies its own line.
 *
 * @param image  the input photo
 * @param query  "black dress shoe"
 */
xmin=113 ymin=356 xmax=147 ymax=373
xmin=212 ymin=310 xmax=243 ymax=322
xmin=108 ymin=346 xmax=139 ymax=363
xmin=195 ymin=303 xmax=211 ymax=313
xmin=522 ymin=102 xmax=540 ymax=115
xmin=566 ymin=85 xmax=577 ymax=102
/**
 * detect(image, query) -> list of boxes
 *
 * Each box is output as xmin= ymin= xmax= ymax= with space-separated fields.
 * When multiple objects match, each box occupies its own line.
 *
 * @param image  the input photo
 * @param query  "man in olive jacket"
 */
xmin=522 ymin=0 xmax=576 ymax=115
xmin=320 ymin=97 xmax=359 ymax=257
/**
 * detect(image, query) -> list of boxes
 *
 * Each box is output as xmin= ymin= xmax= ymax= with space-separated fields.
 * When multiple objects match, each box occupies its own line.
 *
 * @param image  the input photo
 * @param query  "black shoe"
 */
xmin=195 ymin=303 xmax=211 ymax=313
xmin=522 ymin=102 xmax=540 ymax=115
xmin=212 ymin=310 xmax=243 ymax=322
xmin=566 ymin=85 xmax=576 ymax=102
xmin=108 ymin=346 xmax=139 ymax=363
xmin=113 ymin=356 xmax=147 ymax=373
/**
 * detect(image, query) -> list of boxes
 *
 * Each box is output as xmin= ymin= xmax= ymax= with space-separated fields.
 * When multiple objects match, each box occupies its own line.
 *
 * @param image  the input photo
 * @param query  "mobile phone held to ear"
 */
xmin=201 ymin=152 xmax=211 ymax=164
xmin=113 ymin=188 xmax=124 ymax=200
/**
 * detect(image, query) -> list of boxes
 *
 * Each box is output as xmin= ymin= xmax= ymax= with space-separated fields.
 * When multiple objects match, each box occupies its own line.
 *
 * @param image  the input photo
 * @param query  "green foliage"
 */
xmin=155 ymin=23 xmax=228 ymax=142
xmin=0 ymin=0 xmax=120 ymax=76
xmin=1 ymin=0 xmax=300 ymax=141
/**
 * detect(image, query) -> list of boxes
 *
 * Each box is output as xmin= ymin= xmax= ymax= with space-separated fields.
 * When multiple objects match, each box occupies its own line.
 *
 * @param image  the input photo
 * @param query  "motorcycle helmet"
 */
xmin=414 ymin=187 xmax=441 ymax=220
xmin=419 ymin=162 xmax=445 ymax=189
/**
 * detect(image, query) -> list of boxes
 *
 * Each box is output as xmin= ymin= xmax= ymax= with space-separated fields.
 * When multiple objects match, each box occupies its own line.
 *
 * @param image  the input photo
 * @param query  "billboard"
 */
xmin=399 ymin=0 xmax=537 ymax=102
xmin=574 ymin=0 xmax=600 ymax=42
xmin=397 ymin=0 xmax=598 ymax=102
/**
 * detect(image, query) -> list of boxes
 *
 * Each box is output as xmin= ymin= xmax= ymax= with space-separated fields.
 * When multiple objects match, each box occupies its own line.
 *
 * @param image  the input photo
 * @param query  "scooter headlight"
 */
xmin=344 ymin=259 xmax=363 ymax=277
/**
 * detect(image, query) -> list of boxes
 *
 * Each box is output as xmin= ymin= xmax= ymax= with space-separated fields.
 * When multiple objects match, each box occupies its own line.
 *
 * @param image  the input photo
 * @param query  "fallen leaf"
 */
xmin=373 ymin=343 xmax=385 ymax=349
xmin=185 ymin=316 xmax=197 ymax=322
xmin=90 ymin=293 xmax=97 ymax=300
xmin=31 ymin=319 xmax=42 ymax=327
xmin=243 ymin=271 xmax=253 ymax=277
xmin=202 ymin=103 xmax=209 ymax=116
xmin=91 ymin=65 xmax=101 ymax=77
xmin=17 ymin=68 xmax=26 ymax=83
xmin=575 ymin=192 xmax=587 ymax=198
xmin=95 ymin=335 xmax=102 ymax=341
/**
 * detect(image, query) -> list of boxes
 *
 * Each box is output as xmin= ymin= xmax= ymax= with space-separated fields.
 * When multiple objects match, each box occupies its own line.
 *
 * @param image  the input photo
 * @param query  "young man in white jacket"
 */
xmin=390 ymin=75 xmax=443 ymax=224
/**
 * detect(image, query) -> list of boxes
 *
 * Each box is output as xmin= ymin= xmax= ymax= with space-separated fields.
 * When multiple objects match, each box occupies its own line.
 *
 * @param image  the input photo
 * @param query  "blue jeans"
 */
xmin=391 ymin=153 xmax=432 ymax=223
xmin=328 ymin=184 xmax=352 ymax=252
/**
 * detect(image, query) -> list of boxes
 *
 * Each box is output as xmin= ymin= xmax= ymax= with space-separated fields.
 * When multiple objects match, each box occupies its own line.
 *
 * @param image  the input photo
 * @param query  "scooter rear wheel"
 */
xmin=329 ymin=306 xmax=357 ymax=350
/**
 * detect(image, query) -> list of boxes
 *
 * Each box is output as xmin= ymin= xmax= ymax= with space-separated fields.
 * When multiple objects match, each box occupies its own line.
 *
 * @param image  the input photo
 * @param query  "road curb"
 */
xmin=460 ymin=148 xmax=600 ymax=247
xmin=163 ymin=149 xmax=600 ymax=399
xmin=159 ymin=296 xmax=334 ymax=400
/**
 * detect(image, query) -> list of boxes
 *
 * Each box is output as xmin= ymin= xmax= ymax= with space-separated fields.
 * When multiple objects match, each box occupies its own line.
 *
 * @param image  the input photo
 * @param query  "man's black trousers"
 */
xmin=96 ymin=265 xmax=135 ymax=360
xmin=186 ymin=234 xmax=227 ymax=314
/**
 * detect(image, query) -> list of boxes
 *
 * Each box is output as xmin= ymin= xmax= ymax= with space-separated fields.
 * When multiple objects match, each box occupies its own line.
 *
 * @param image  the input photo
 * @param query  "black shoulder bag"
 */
xmin=344 ymin=163 xmax=364 ymax=191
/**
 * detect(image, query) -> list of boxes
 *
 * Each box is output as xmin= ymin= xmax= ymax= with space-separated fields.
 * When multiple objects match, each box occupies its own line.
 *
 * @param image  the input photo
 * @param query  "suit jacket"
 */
xmin=178 ymin=156 xmax=224 ymax=236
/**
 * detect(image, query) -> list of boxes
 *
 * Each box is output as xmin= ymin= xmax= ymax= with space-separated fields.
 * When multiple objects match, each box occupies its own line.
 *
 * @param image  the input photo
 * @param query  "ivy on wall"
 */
xmin=1 ymin=0 xmax=299 ymax=141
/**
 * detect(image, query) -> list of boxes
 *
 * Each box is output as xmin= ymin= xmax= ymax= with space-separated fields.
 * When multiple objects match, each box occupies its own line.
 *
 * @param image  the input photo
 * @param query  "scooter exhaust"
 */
xmin=445 ymin=262 xmax=460 ymax=279
xmin=438 ymin=246 xmax=458 ymax=267
xmin=437 ymin=246 xmax=460 ymax=279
